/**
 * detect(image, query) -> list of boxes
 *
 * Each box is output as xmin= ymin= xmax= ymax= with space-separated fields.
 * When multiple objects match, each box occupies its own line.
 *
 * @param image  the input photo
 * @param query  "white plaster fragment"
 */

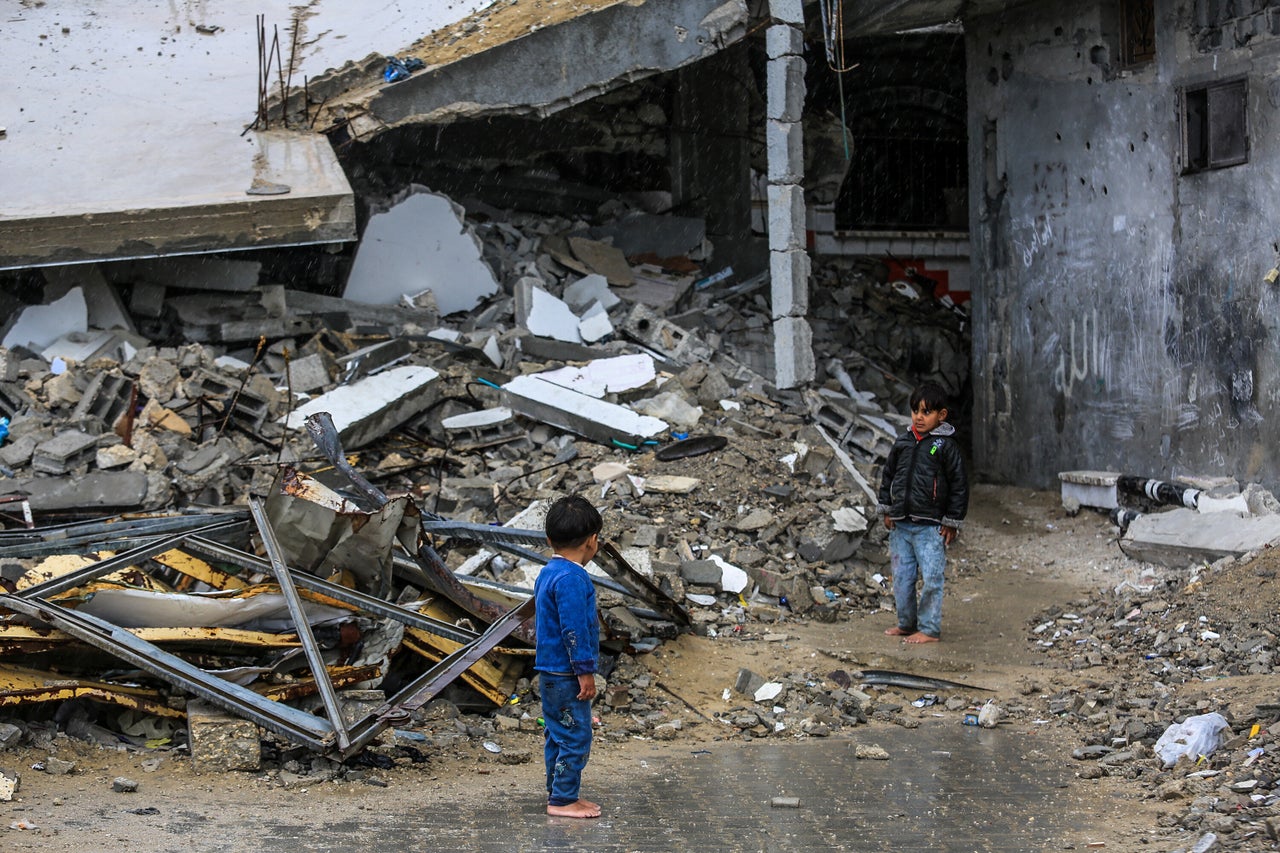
xmin=563 ymin=273 xmax=620 ymax=311
xmin=525 ymin=286 xmax=583 ymax=343
xmin=2 ymin=288 xmax=88 ymax=351
xmin=578 ymin=301 xmax=614 ymax=343
xmin=709 ymin=554 xmax=749 ymax=594
xmin=538 ymin=354 xmax=657 ymax=398
xmin=343 ymin=188 xmax=498 ymax=316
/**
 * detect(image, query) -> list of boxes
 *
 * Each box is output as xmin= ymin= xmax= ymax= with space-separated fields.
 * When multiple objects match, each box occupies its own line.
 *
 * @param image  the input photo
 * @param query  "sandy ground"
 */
xmin=1 ymin=483 xmax=1202 ymax=850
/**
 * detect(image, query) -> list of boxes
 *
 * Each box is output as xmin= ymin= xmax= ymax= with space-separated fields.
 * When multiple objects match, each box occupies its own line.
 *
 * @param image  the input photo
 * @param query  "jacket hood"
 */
xmin=924 ymin=422 xmax=956 ymax=437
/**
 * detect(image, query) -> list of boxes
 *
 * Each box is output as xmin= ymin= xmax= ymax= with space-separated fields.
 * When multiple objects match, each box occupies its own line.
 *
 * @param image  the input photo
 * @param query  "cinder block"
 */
xmin=766 ymin=23 xmax=804 ymax=59
xmin=767 ymin=0 xmax=804 ymax=25
xmin=187 ymin=701 xmax=261 ymax=772
xmin=766 ymin=59 xmax=807 ymax=123
xmin=31 ymin=430 xmax=97 ymax=475
xmin=767 ymin=184 xmax=807 ymax=253
xmin=339 ymin=689 xmax=385 ymax=728
xmin=773 ymin=316 xmax=815 ymax=389
xmin=766 ymin=119 xmax=805 ymax=184
xmin=770 ymin=249 xmax=811 ymax=317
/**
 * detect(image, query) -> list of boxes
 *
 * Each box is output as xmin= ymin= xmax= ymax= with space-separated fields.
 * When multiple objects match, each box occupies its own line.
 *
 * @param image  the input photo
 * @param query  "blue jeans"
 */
xmin=889 ymin=522 xmax=947 ymax=638
xmin=541 ymin=673 xmax=593 ymax=806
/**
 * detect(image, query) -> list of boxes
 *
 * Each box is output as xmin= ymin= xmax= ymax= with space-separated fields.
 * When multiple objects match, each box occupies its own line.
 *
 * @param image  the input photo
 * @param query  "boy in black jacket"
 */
xmin=877 ymin=382 xmax=969 ymax=644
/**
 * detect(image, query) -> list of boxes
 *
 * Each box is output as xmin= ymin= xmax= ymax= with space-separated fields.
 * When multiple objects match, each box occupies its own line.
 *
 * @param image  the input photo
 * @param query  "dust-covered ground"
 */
xmin=9 ymin=481 xmax=1275 ymax=850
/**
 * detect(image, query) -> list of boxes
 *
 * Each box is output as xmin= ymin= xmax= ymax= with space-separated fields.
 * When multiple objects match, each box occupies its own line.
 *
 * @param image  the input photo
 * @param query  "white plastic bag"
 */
xmin=1153 ymin=712 xmax=1230 ymax=768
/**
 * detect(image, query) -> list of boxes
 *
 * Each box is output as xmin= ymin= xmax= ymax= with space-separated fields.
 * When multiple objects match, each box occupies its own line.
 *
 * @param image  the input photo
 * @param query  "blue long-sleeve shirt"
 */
xmin=533 ymin=555 xmax=599 ymax=676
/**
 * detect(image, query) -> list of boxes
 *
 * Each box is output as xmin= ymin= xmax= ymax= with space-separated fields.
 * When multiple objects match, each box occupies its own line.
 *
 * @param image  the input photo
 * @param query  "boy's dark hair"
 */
xmin=545 ymin=495 xmax=603 ymax=549
xmin=910 ymin=381 xmax=951 ymax=413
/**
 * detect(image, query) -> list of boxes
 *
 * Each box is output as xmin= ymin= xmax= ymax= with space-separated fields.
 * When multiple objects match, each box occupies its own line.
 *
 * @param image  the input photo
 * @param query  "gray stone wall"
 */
xmin=967 ymin=0 xmax=1280 ymax=490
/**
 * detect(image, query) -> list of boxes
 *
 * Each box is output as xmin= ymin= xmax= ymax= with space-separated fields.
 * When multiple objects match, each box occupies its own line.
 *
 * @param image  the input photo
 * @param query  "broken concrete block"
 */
xmin=502 ymin=374 xmax=666 ymax=448
xmin=343 ymin=187 xmax=499 ymax=316
xmin=42 ymin=330 xmax=125 ymax=365
xmin=14 ymin=471 xmax=150 ymax=511
xmin=286 ymin=352 xmax=331 ymax=393
xmin=1 ymin=288 xmax=88 ymax=352
xmin=31 ymin=430 xmax=97 ymax=474
xmin=517 ymin=281 xmax=582 ymax=344
xmin=563 ymin=274 xmax=620 ymax=312
xmin=734 ymin=668 xmax=766 ymax=697
xmin=766 ymin=22 xmax=804 ymax=59
xmin=770 ymin=248 xmax=811 ymax=318
xmin=766 ymin=57 xmax=806 ymax=124
xmin=194 ymin=370 xmax=273 ymax=431
xmin=767 ymin=183 xmax=806 ymax=254
xmin=680 ymin=559 xmax=723 ymax=587
xmin=440 ymin=407 xmax=521 ymax=450
xmin=774 ymin=316 xmax=814 ymax=390
xmin=768 ymin=117 xmax=798 ymax=184
xmin=1059 ymin=470 xmax=1120 ymax=511
xmin=578 ymin=301 xmax=614 ymax=343
xmin=568 ymin=236 xmax=635 ymax=286
xmin=538 ymin=355 xmax=657 ymax=399
xmin=642 ymin=475 xmax=700 ymax=494
xmin=96 ymin=443 xmax=138 ymax=469
xmin=72 ymin=372 xmax=133 ymax=431
xmin=339 ymin=690 xmax=385 ymax=728
xmin=336 ymin=338 xmax=413 ymax=382
xmin=1120 ymin=507 xmax=1280 ymax=566
xmin=832 ymin=507 xmax=869 ymax=533
xmin=138 ymin=359 xmax=181 ymax=402
xmin=187 ymin=701 xmax=261 ymax=773
xmin=0 ymin=768 xmax=18 ymax=802
xmin=285 ymin=365 xmax=440 ymax=450
xmin=633 ymin=391 xmax=702 ymax=429
xmin=768 ymin=0 xmax=804 ymax=25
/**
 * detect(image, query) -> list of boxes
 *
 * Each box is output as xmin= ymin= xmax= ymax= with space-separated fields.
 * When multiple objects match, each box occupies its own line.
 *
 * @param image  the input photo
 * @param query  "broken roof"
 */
xmin=304 ymin=0 xmax=749 ymax=138
xmin=0 ymin=2 xmax=490 ymax=270
xmin=1 ymin=0 xmax=748 ymax=271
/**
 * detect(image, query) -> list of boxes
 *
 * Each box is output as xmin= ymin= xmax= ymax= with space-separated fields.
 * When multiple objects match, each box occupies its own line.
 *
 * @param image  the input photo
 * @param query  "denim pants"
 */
xmin=888 ymin=521 xmax=947 ymax=638
xmin=541 ymin=673 xmax=593 ymax=806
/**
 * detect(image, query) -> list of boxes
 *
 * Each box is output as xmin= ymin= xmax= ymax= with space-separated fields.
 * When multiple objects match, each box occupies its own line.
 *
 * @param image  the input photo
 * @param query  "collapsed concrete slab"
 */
xmin=284 ymin=365 xmax=440 ymax=449
xmin=343 ymin=187 xmax=499 ymax=317
xmin=313 ymin=0 xmax=749 ymax=129
xmin=502 ymin=374 xmax=667 ymax=448
xmin=12 ymin=471 xmax=151 ymax=511
xmin=1119 ymin=508 xmax=1280 ymax=567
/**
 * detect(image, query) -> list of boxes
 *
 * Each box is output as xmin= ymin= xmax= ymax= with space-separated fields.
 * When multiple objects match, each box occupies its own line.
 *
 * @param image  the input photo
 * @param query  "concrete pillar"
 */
xmin=766 ymin=2 xmax=814 ymax=389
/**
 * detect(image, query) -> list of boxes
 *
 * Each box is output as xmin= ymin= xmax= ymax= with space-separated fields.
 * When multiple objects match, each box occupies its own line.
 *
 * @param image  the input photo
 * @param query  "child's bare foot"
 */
xmin=884 ymin=627 xmax=913 ymax=636
xmin=547 ymin=800 xmax=601 ymax=818
xmin=905 ymin=631 xmax=939 ymax=644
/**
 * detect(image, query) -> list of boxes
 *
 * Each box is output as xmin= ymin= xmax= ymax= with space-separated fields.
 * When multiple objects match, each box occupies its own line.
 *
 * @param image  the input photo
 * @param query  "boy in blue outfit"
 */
xmin=877 ymin=382 xmax=969 ymax=644
xmin=535 ymin=495 xmax=602 ymax=819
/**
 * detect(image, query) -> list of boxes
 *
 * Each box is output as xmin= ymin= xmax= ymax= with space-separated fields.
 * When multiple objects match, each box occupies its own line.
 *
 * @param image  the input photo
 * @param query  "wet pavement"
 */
xmin=252 ymin=720 xmax=1105 ymax=852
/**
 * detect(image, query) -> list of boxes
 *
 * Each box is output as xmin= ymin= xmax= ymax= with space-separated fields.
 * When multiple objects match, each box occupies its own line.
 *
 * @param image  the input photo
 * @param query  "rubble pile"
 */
xmin=0 ymin=187 xmax=971 ymax=767
xmin=1022 ymin=547 xmax=1280 ymax=848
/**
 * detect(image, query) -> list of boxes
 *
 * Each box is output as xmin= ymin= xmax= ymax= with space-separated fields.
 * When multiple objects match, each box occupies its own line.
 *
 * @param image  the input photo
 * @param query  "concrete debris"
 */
xmin=0 ymin=181 xmax=977 ymax=771
xmin=343 ymin=187 xmax=499 ymax=316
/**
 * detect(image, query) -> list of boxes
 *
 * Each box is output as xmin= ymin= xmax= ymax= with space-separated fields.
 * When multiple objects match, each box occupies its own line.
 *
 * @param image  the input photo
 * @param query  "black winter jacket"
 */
xmin=877 ymin=422 xmax=969 ymax=528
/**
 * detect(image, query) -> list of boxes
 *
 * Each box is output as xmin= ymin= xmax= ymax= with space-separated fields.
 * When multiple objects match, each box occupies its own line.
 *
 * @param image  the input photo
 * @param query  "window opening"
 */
xmin=1182 ymin=78 xmax=1248 ymax=173
xmin=1120 ymin=0 xmax=1156 ymax=67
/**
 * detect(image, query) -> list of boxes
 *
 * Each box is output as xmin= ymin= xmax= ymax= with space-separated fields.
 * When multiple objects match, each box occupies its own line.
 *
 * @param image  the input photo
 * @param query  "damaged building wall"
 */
xmin=967 ymin=0 xmax=1280 ymax=491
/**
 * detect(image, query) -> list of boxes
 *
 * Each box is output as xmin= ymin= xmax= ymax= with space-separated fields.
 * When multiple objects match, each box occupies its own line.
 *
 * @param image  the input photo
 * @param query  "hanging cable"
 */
xmin=817 ymin=0 xmax=858 ymax=160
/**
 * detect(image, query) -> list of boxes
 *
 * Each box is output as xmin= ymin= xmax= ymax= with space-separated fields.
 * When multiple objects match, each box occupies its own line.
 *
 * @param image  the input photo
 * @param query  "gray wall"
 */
xmin=967 ymin=0 xmax=1280 ymax=491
